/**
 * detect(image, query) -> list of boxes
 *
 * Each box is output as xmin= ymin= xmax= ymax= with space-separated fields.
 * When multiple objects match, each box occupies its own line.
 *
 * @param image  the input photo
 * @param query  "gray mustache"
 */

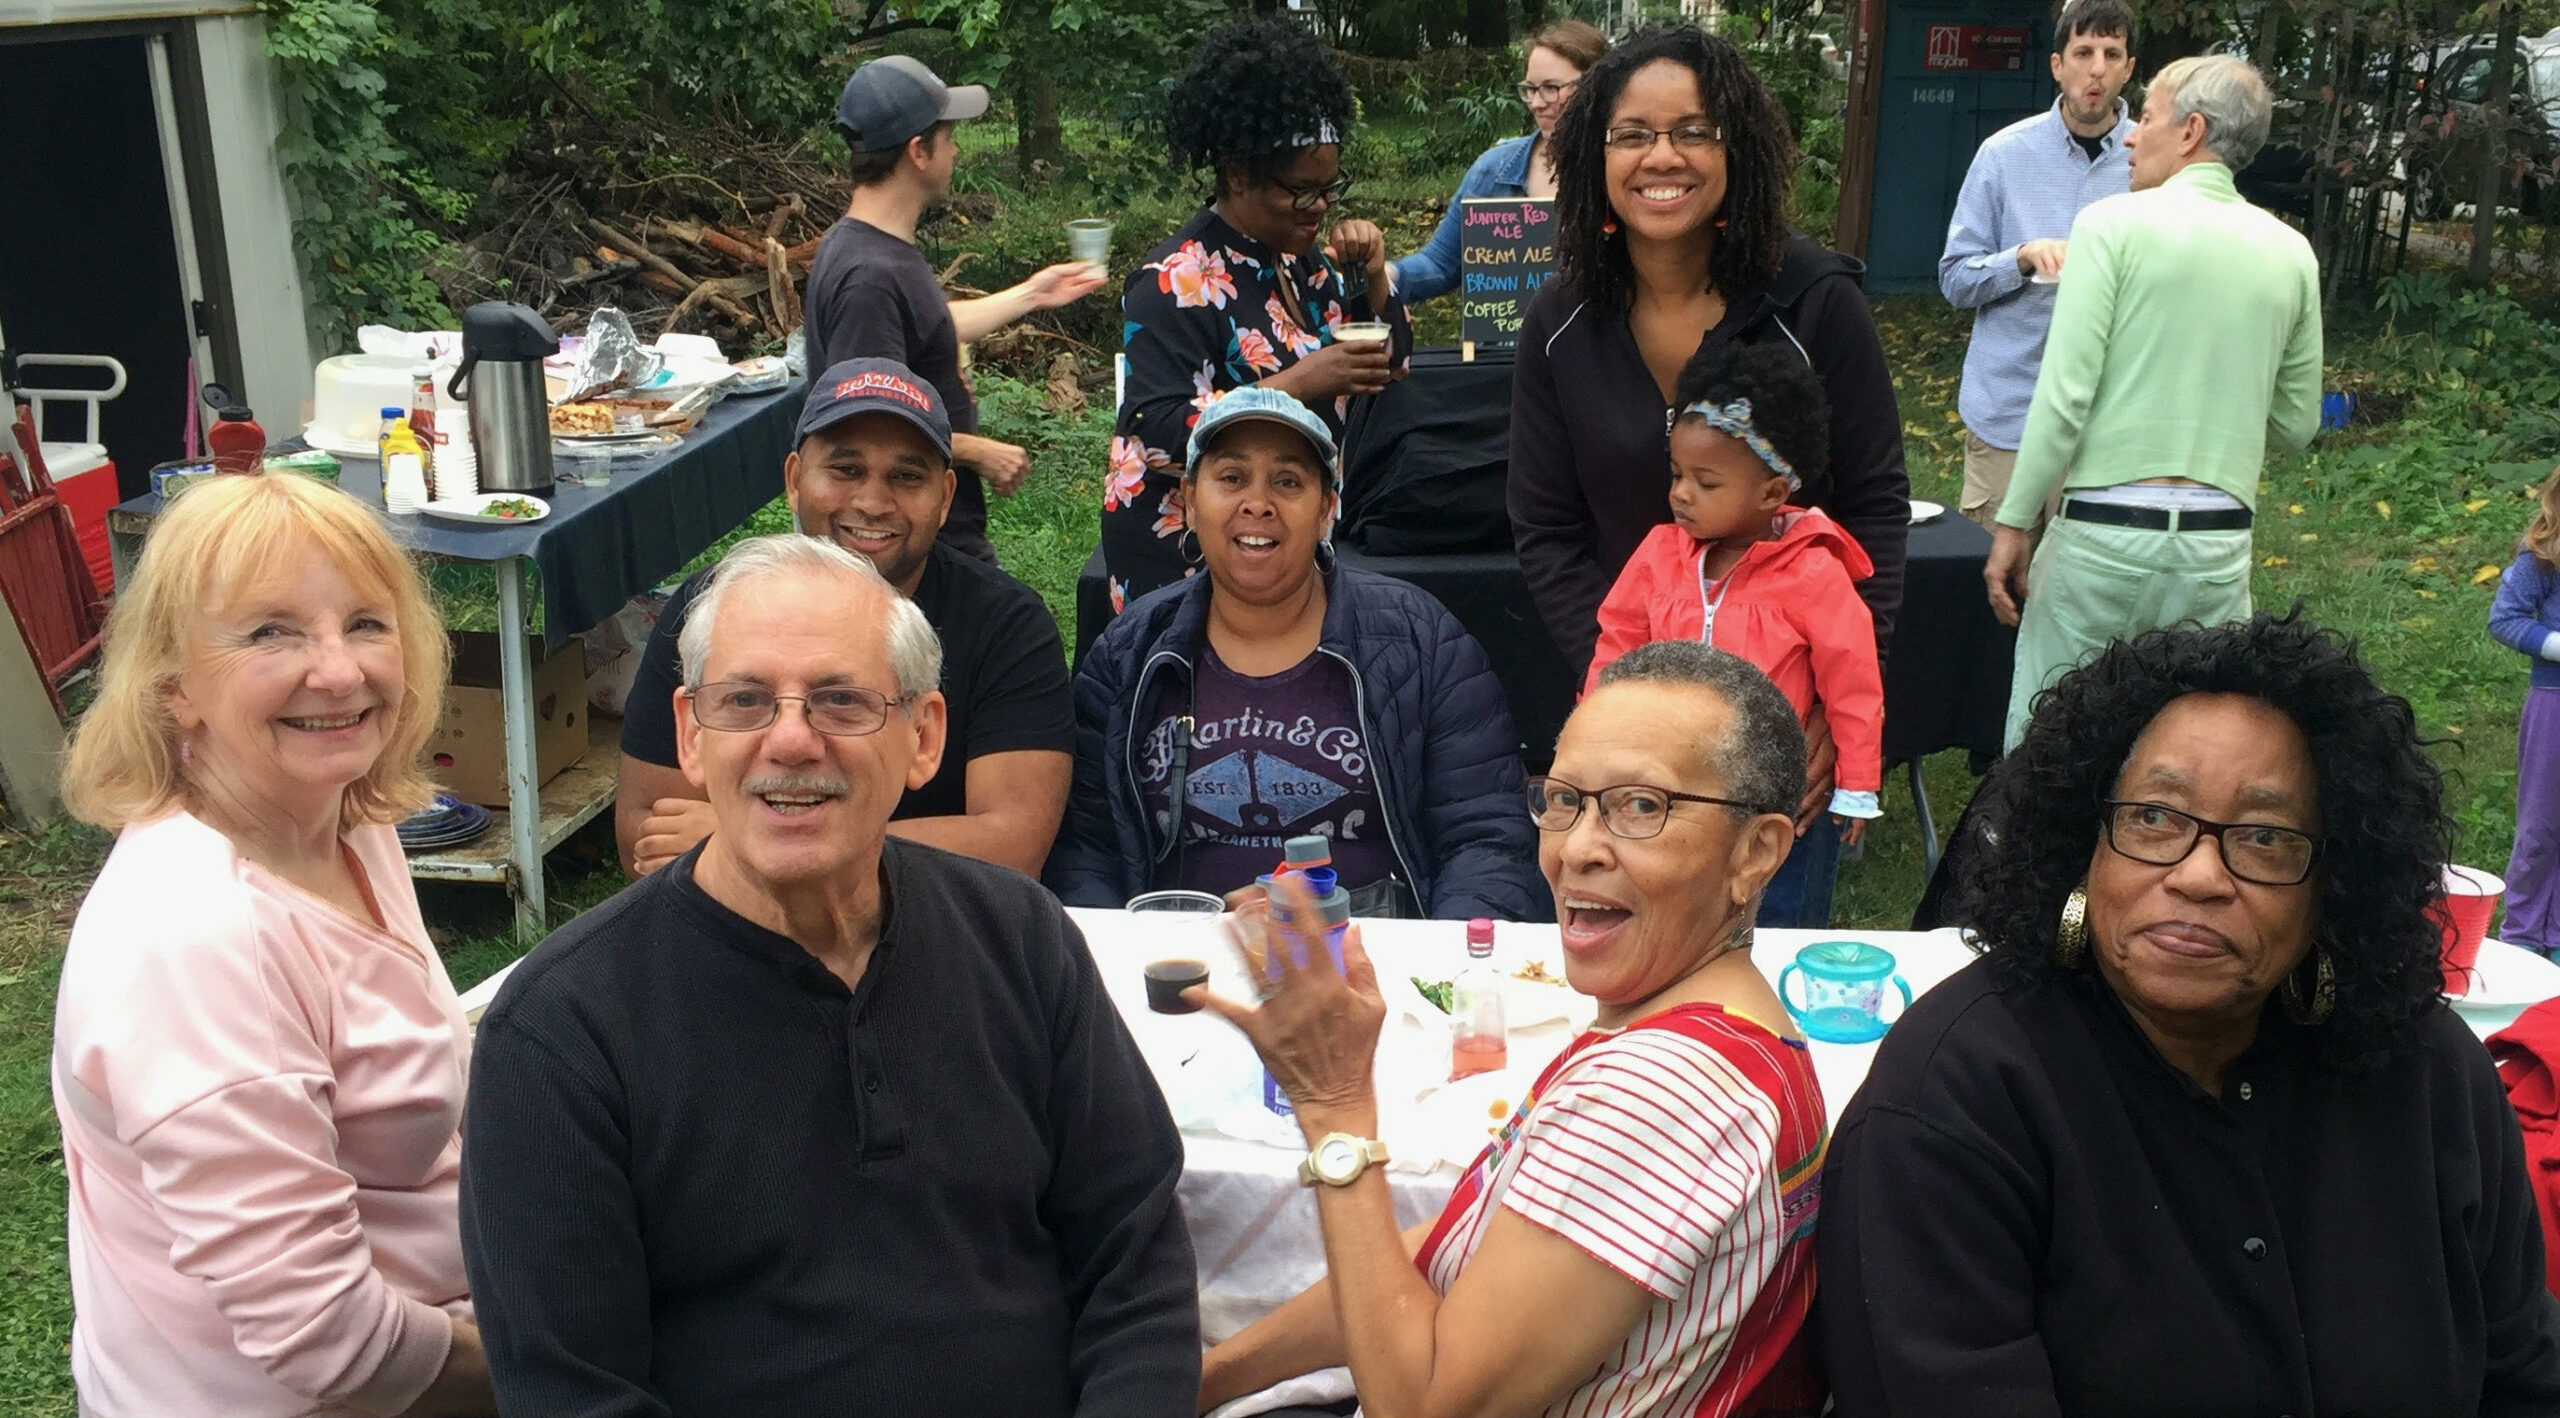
xmin=741 ymin=773 xmax=850 ymax=799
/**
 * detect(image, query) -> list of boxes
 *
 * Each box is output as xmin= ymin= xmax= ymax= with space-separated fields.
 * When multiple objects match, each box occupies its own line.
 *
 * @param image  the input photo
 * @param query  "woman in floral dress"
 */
xmin=1105 ymin=18 xmax=1411 ymax=612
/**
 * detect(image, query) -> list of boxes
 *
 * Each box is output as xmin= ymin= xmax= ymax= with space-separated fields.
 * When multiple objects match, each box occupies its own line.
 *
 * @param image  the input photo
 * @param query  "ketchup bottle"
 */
xmin=202 ymin=384 xmax=265 ymax=474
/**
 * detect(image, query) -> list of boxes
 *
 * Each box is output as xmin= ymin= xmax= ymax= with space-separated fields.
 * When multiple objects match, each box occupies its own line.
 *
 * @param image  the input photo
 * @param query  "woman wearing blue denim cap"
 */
xmin=1048 ymin=386 xmax=1546 ymax=922
xmin=1388 ymin=20 xmax=1609 ymax=306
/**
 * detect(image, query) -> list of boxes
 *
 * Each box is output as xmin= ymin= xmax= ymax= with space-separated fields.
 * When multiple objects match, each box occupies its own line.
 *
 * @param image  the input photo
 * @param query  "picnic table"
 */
xmin=108 ymin=382 xmax=805 ymax=937
xmin=454 ymin=907 xmax=2560 ymax=1418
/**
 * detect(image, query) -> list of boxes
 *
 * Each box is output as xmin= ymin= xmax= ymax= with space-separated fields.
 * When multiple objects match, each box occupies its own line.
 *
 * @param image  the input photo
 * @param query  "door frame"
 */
xmin=0 ymin=19 xmax=243 ymax=412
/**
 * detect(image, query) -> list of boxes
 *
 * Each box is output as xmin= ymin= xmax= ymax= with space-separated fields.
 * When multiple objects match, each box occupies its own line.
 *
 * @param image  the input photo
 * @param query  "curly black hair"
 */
xmin=1672 ymin=339 xmax=1830 ymax=486
xmin=1165 ymin=19 xmax=1355 ymax=198
xmin=1953 ymin=610 xmax=2451 ymax=1072
xmin=1550 ymin=24 xmax=1797 ymax=315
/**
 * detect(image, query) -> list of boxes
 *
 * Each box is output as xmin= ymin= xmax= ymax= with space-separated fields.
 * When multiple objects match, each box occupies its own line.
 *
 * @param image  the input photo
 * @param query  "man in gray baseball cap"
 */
xmin=806 ymin=55 xmax=1105 ymax=564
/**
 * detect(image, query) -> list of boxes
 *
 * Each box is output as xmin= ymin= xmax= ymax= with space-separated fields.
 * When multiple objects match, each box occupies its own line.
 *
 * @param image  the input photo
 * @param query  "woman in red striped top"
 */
xmin=1195 ymin=640 xmax=1828 ymax=1417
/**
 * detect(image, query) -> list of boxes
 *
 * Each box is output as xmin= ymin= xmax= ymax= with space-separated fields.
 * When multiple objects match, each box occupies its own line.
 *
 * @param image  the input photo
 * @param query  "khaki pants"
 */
xmin=1961 ymin=431 xmax=2061 ymax=534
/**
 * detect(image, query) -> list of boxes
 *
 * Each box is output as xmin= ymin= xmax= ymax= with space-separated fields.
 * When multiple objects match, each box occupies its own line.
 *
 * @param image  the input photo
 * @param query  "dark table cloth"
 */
xmin=113 ymin=382 xmax=804 ymax=651
xmin=1077 ymin=349 xmax=2011 ymax=774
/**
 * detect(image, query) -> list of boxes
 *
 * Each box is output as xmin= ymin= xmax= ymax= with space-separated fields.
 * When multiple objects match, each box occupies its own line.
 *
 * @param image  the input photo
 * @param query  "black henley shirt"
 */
xmin=459 ymin=839 xmax=1198 ymax=1417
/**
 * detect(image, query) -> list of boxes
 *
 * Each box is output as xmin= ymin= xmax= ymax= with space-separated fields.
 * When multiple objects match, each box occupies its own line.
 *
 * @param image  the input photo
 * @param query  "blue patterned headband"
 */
xmin=1678 ymin=397 xmax=1798 ymax=490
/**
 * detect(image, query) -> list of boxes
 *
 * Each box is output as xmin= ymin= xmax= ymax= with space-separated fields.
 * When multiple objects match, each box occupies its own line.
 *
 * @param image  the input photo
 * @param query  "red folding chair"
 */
xmin=0 ymin=402 xmax=108 ymax=714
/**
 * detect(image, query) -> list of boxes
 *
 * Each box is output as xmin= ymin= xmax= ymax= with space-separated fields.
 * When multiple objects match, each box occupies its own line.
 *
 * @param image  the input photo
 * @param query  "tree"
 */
xmin=2468 ymin=0 xmax=2522 ymax=286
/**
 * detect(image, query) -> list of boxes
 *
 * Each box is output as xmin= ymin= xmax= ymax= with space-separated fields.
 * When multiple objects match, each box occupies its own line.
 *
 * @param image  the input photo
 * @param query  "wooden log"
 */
xmin=767 ymin=239 xmax=801 ymax=332
xmin=762 ymin=194 xmax=803 ymax=243
xmin=652 ymin=218 xmax=763 ymax=269
xmin=586 ymin=218 xmax=698 ymax=292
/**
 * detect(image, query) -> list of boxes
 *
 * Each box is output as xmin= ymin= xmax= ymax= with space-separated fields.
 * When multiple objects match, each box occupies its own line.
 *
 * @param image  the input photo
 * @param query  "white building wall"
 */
xmin=189 ymin=11 xmax=314 ymax=432
xmin=0 ymin=1 xmax=249 ymax=26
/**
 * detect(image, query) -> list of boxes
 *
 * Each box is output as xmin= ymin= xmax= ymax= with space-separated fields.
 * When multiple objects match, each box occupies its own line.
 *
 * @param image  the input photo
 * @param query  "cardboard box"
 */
xmin=429 ymin=632 xmax=587 ymax=807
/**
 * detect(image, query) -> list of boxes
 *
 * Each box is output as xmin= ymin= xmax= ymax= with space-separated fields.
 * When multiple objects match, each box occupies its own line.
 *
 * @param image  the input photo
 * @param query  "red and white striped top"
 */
xmin=1414 ymin=1003 xmax=1827 ymax=1417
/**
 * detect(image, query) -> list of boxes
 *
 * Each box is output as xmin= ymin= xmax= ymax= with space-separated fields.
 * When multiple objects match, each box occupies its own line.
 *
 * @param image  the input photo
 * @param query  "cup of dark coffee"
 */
xmin=1144 ymin=958 xmax=1211 ymax=1014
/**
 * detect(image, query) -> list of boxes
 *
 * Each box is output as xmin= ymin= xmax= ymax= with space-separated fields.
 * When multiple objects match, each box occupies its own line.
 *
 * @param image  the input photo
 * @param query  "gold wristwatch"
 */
xmin=1298 ymin=1132 xmax=1390 ymax=1187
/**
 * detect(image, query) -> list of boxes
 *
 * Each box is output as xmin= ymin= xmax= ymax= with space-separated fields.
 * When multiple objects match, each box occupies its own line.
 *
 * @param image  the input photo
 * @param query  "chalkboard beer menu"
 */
xmin=1458 ymin=197 xmax=1557 ymax=354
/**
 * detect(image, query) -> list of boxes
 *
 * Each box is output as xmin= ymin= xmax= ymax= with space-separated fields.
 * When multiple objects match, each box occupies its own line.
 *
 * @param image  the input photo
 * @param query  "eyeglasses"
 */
xmin=2099 ymin=800 xmax=2323 ymax=887
xmin=1516 ymin=79 xmax=1581 ymax=104
xmin=1526 ymin=776 xmax=1774 ymax=840
xmin=1273 ymin=174 xmax=1353 ymax=212
xmin=685 ymin=681 xmax=913 ymax=737
xmin=1603 ymin=123 xmax=1726 ymax=153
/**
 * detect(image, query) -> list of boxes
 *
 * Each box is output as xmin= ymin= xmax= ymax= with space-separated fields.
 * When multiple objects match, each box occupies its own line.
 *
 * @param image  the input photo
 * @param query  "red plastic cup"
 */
xmin=2428 ymin=865 xmax=2504 ymax=996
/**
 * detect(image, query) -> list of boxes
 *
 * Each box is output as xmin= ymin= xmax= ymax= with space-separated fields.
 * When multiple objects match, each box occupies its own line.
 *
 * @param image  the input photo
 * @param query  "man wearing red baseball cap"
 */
xmin=616 ymin=357 xmax=1073 ymax=880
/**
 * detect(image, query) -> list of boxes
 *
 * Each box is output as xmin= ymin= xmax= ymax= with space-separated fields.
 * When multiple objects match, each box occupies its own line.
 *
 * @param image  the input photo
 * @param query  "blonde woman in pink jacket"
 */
xmin=51 ymin=472 xmax=492 ymax=1416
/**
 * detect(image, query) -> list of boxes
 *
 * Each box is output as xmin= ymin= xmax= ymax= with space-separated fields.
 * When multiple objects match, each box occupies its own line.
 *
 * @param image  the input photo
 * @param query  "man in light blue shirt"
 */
xmin=1939 ymin=0 xmax=2137 ymax=532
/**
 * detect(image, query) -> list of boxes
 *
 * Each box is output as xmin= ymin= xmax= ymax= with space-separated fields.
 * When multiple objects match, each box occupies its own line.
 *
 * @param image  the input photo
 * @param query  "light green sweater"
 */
xmin=1999 ymin=162 xmax=2324 ymax=528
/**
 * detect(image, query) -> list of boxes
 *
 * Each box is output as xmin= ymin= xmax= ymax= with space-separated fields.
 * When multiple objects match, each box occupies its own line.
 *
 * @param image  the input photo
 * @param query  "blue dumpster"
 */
xmin=1860 ymin=3 xmax=2056 ymax=291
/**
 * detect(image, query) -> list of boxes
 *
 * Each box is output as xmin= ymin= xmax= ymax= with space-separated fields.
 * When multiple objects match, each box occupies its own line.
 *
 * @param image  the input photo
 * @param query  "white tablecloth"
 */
xmin=1069 ymin=910 xmax=1978 ymax=1417
xmin=454 ymin=911 xmax=2560 ymax=1418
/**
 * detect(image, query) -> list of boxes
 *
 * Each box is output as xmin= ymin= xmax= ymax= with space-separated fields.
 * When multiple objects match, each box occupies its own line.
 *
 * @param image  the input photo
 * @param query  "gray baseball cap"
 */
xmin=835 ymin=56 xmax=990 ymax=152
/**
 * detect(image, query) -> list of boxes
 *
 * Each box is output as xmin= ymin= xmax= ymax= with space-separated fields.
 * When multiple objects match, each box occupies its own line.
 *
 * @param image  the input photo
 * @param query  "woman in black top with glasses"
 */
xmin=1103 ymin=18 xmax=1410 ymax=613
xmin=1510 ymin=25 xmax=1908 ymax=862
xmin=1819 ymin=613 xmax=2560 ymax=1416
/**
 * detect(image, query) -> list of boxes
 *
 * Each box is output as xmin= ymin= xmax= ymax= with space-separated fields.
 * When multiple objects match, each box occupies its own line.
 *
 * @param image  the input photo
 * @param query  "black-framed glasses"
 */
xmin=1602 ymin=123 xmax=1725 ymax=152
xmin=1516 ymin=79 xmax=1581 ymax=104
xmin=2099 ymin=800 xmax=2323 ymax=887
xmin=1274 ymin=174 xmax=1353 ymax=212
xmin=685 ymin=681 xmax=913 ymax=737
xmin=1526 ymin=776 xmax=1774 ymax=841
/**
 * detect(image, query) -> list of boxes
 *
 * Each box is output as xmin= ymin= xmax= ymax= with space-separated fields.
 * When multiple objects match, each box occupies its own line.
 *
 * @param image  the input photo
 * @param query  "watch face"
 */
xmin=1317 ymin=1136 xmax=1362 ymax=1179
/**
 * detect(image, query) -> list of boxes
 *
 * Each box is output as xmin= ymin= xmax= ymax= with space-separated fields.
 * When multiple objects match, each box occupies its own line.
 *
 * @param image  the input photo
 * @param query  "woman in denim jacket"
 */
xmin=1388 ymin=20 xmax=1608 ymax=305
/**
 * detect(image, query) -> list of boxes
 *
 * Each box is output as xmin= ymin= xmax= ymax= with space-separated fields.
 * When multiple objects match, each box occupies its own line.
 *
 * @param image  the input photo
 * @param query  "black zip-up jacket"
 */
xmin=1508 ymin=231 xmax=1911 ymax=676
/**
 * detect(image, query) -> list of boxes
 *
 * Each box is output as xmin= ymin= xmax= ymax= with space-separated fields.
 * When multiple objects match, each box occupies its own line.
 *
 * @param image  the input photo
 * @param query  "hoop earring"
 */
xmin=2280 ymin=949 xmax=2336 ymax=1026
xmin=2055 ymin=886 xmax=2090 ymax=969
xmin=1177 ymin=527 xmax=1202 ymax=567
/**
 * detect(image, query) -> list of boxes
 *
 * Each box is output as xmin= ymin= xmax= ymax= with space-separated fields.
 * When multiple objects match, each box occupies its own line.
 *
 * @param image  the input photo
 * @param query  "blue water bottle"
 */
xmin=1261 ymin=871 xmax=1352 ymax=1119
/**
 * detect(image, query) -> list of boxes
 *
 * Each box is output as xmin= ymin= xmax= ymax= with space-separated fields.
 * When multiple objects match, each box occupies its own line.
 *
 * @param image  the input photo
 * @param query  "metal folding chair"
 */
xmin=0 ymin=401 xmax=108 ymax=714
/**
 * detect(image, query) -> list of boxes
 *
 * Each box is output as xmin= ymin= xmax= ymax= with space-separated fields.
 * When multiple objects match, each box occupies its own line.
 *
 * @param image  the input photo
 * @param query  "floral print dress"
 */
xmin=1103 ymin=206 xmax=1400 ymax=612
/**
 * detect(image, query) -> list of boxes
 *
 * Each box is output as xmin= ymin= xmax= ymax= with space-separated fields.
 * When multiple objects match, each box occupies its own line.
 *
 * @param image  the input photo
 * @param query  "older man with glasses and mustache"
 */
xmin=463 ymin=533 xmax=1197 ymax=1418
xmin=615 ymin=358 xmax=1074 ymax=881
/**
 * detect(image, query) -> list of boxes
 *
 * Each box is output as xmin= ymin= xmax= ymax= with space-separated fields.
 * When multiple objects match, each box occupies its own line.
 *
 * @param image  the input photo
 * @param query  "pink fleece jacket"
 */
xmin=52 ymin=812 xmax=472 ymax=1417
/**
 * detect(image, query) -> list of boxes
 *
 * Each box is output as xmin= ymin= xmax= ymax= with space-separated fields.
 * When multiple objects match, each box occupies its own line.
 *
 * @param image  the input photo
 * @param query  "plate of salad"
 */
xmin=421 ymin=493 xmax=550 ymax=526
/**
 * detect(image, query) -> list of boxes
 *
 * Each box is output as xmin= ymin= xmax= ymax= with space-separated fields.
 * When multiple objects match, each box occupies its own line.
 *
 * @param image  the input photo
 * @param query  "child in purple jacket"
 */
xmin=2491 ymin=466 xmax=2560 ymax=959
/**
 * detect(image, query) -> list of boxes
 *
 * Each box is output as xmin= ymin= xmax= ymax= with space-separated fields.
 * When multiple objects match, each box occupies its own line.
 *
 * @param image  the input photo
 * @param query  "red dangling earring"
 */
xmin=1601 ymin=216 xmax=1619 ymax=235
xmin=1714 ymin=216 xmax=1729 ymax=230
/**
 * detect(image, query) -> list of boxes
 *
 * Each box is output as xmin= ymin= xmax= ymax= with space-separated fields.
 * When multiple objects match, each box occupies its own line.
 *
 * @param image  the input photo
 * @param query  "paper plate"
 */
xmin=421 ymin=493 xmax=551 ymax=525
xmin=2450 ymin=939 xmax=2560 ymax=1007
xmin=1910 ymin=499 xmax=1947 ymax=525
xmin=301 ymin=422 xmax=385 ymax=459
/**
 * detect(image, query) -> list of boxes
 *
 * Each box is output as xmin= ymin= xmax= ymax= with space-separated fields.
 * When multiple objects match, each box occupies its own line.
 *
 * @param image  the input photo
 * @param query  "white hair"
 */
xmin=2152 ymin=54 xmax=2272 ymax=171
xmin=676 ymin=534 xmax=942 ymax=698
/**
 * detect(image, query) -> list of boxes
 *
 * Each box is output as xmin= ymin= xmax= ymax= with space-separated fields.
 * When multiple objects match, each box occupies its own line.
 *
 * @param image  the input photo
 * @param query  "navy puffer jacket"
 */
xmin=1044 ymin=562 xmax=1551 ymax=921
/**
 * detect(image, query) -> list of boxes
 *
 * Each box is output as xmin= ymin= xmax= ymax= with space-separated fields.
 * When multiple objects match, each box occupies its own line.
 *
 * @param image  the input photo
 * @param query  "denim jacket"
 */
xmin=1389 ymin=135 xmax=1537 ymax=305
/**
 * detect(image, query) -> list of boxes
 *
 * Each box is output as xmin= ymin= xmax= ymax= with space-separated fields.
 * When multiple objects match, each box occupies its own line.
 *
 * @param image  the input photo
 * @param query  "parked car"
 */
xmin=2403 ymin=35 xmax=2560 ymax=218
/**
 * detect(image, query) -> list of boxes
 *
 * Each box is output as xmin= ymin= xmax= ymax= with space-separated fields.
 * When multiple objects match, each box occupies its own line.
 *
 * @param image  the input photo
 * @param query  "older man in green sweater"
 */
xmin=1984 ymin=53 xmax=2323 ymax=749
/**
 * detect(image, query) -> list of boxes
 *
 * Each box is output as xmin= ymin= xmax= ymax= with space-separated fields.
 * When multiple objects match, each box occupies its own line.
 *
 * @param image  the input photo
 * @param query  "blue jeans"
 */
xmin=1759 ymin=818 xmax=1843 ymax=930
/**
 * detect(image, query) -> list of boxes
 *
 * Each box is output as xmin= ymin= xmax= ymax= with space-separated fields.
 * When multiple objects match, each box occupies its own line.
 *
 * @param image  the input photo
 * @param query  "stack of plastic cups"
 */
xmin=430 ymin=370 xmax=476 ymax=503
xmin=381 ymin=429 xmax=429 ymax=515
xmin=433 ymin=407 xmax=478 ymax=504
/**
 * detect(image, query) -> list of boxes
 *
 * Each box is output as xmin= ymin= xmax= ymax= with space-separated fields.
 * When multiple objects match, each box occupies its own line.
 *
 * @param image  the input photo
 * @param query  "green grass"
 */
xmin=0 ymin=193 xmax=2544 ymax=1414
